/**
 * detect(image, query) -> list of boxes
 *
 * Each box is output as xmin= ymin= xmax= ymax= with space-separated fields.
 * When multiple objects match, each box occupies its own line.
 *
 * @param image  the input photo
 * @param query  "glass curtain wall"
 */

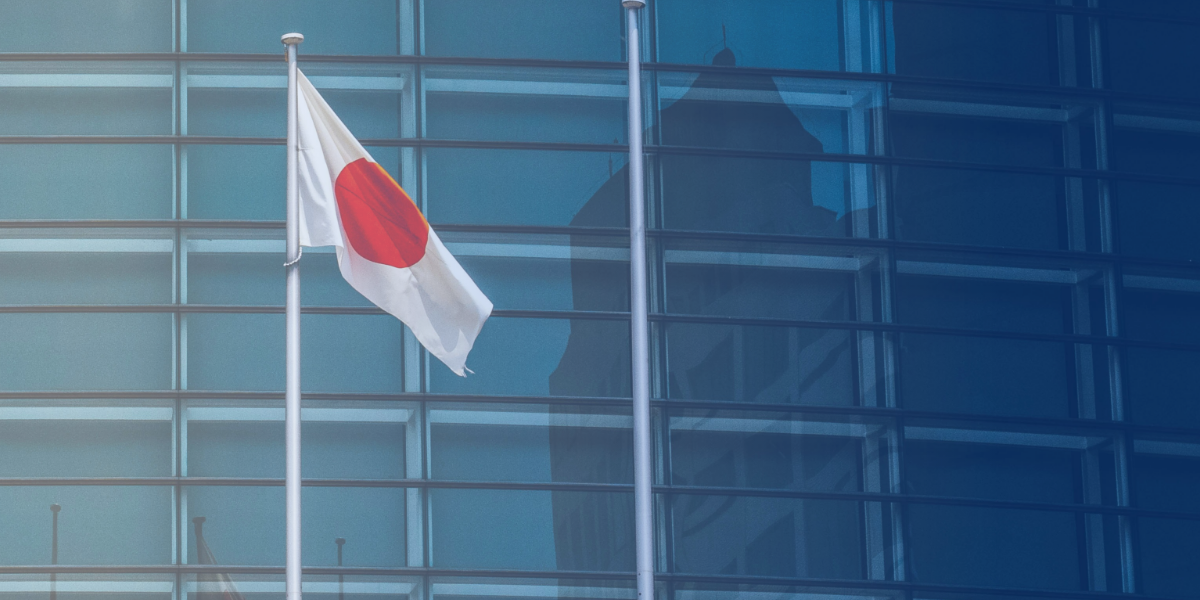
xmin=0 ymin=1 xmax=1197 ymax=599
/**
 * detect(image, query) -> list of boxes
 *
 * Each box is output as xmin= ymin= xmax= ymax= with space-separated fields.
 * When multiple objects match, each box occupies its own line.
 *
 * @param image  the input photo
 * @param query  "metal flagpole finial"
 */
xmin=281 ymin=32 xmax=305 ymax=45
xmin=621 ymin=0 xmax=646 ymax=7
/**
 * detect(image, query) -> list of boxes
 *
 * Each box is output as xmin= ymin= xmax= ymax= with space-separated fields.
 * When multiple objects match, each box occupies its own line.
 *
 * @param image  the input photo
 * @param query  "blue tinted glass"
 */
xmin=906 ymin=440 xmax=1079 ymax=503
xmin=188 ymin=419 xmax=405 ymax=479
xmin=897 ymin=275 xmax=1068 ymax=334
xmin=0 ymin=145 xmax=173 ymax=219
xmin=900 ymin=334 xmax=1072 ymax=418
xmin=424 ymin=67 xmax=626 ymax=144
xmin=1123 ymin=288 xmax=1200 ymax=344
xmin=430 ymin=317 xmax=630 ymax=398
xmin=187 ymin=0 xmax=404 ymax=55
xmin=188 ymin=87 xmax=402 ymax=139
xmin=1112 ymin=127 xmax=1200 ymax=178
xmin=671 ymin=430 xmax=861 ymax=491
xmin=431 ymin=412 xmax=632 ymax=483
xmin=0 ymin=486 xmax=171 ymax=565
xmin=908 ymin=504 xmax=1083 ymax=590
xmin=1116 ymin=181 xmax=1200 ymax=262
xmin=0 ymin=419 xmax=171 ymax=478
xmin=1134 ymin=453 xmax=1200 ymax=514
xmin=656 ymin=0 xmax=850 ymax=71
xmin=0 ymin=84 xmax=172 ymax=135
xmin=1106 ymin=18 xmax=1200 ymax=101
xmin=1138 ymin=518 xmax=1200 ymax=598
xmin=431 ymin=489 xmax=633 ymax=571
xmin=1125 ymin=348 xmax=1200 ymax=429
xmin=424 ymin=0 xmax=619 ymax=61
xmin=666 ymin=324 xmax=856 ymax=406
xmin=0 ymin=0 xmax=172 ymax=52
xmin=660 ymin=156 xmax=860 ymax=236
xmin=0 ymin=313 xmax=172 ymax=391
xmin=672 ymin=495 xmax=863 ymax=579
xmin=186 ymin=314 xmax=403 ymax=393
xmin=891 ymin=3 xmax=1058 ymax=85
xmin=893 ymin=167 xmax=1067 ymax=250
xmin=890 ymin=112 xmax=1062 ymax=168
xmin=187 ymin=247 xmax=372 ymax=307
xmin=666 ymin=263 xmax=854 ymax=321
xmin=0 ymin=252 xmax=171 ymax=305
xmin=454 ymin=254 xmax=628 ymax=312
xmin=424 ymin=148 xmax=627 ymax=227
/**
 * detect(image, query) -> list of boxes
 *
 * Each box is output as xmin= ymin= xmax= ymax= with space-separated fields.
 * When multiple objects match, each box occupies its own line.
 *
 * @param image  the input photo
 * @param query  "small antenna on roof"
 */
xmin=722 ymin=24 xmax=728 ymax=49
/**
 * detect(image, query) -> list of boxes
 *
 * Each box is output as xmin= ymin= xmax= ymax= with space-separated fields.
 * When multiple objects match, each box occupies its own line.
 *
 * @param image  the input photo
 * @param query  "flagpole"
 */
xmin=623 ymin=2 xmax=654 ymax=600
xmin=283 ymin=31 xmax=305 ymax=600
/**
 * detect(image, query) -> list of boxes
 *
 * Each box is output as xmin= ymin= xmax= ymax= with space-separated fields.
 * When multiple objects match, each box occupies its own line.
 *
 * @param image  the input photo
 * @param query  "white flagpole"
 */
xmin=622 ymin=3 xmax=654 ymax=600
xmin=282 ymin=31 xmax=305 ymax=600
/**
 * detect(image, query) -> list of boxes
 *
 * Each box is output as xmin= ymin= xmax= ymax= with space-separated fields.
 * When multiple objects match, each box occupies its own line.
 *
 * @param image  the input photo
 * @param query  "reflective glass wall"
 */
xmin=0 ymin=1 xmax=1197 ymax=599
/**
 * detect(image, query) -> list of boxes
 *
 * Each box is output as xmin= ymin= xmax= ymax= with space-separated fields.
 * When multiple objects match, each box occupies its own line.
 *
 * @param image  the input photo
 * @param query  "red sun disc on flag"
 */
xmin=334 ymin=158 xmax=429 ymax=269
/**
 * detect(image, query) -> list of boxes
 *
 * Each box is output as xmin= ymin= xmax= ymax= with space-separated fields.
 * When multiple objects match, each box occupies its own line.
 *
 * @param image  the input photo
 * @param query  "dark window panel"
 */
xmin=1138 ymin=517 xmax=1200 ymax=598
xmin=1116 ymin=181 xmax=1200 ymax=263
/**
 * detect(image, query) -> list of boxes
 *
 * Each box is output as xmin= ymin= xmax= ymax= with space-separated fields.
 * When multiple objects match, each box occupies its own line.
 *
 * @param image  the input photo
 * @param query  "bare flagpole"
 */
xmin=282 ymin=31 xmax=305 ymax=600
xmin=622 ymin=2 xmax=654 ymax=600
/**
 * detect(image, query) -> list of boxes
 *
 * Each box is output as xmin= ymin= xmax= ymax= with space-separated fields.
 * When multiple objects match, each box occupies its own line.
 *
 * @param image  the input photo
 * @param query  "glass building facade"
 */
xmin=0 ymin=0 xmax=1198 ymax=598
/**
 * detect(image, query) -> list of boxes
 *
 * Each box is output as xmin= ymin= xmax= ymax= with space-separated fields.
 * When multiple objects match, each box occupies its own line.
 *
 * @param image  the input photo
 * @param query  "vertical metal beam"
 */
xmin=282 ymin=31 xmax=305 ymax=600
xmin=623 ymin=3 xmax=654 ymax=600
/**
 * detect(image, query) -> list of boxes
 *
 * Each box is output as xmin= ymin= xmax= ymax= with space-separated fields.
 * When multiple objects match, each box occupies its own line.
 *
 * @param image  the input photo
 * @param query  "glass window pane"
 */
xmin=1134 ymin=451 xmax=1200 ymax=515
xmin=430 ymin=405 xmax=632 ymax=483
xmin=0 ymin=486 xmax=171 ymax=565
xmin=906 ymin=439 xmax=1079 ymax=504
xmin=666 ymin=261 xmax=855 ymax=321
xmin=890 ymin=3 xmax=1062 ymax=85
xmin=1111 ymin=124 xmax=1200 ymax=178
xmin=430 ymin=488 xmax=633 ymax=571
xmin=660 ymin=155 xmax=870 ymax=236
xmin=657 ymin=72 xmax=878 ymax=155
xmin=429 ymin=317 xmax=630 ymax=398
xmin=186 ymin=0 xmax=407 ymax=55
xmin=1106 ymin=16 xmax=1200 ymax=102
xmin=893 ymin=167 xmax=1079 ymax=250
xmin=1125 ymin=347 xmax=1200 ymax=430
xmin=671 ymin=425 xmax=862 ymax=492
xmin=656 ymin=0 xmax=864 ymax=72
xmin=1137 ymin=517 xmax=1200 ymax=599
xmin=666 ymin=323 xmax=857 ymax=406
xmin=908 ymin=504 xmax=1084 ymax=590
xmin=0 ymin=145 xmax=173 ymax=219
xmin=1116 ymin=181 xmax=1200 ymax=262
xmin=0 ymin=313 xmax=172 ymax=391
xmin=889 ymin=110 xmax=1065 ymax=169
xmin=0 ymin=412 xmax=172 ymax=478
xmin=186 ymin=313 xmax=404 ymax=393
xmin=896 ymin=274 xmax=1069 ymax=334
xmin=424 ymin=0 xmax=620 ymax=61
xmin=424 ymin=148 xmax=628 ymax=227
xmin=672 ymin=495 xmax=863 ymax=579
xmin=0 ymin=0 xmax=172 ymax=52
xmin=455 ymin=251 xmax=629 ymax=312
xmin=0 ymin=63 xmax=173 ymax=135
xmin=0 ymin=251 xmax=172 ymax=305
xmin=424 ymin=66 xmax=626 ymax=144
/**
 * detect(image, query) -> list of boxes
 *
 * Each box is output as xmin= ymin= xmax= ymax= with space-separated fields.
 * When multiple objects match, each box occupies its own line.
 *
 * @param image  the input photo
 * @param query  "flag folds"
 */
xmin=296 ymin=71 xmax=491 ymax=375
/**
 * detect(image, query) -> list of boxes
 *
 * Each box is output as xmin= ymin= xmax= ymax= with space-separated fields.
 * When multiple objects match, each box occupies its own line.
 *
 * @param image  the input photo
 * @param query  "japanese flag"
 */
xmin=296 ymin=71 xmax=491 ymax=375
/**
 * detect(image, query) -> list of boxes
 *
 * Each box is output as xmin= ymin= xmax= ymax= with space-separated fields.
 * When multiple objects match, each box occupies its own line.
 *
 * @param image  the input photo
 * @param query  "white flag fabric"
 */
xmin=295 ymin=71 xmax=492 ymax=375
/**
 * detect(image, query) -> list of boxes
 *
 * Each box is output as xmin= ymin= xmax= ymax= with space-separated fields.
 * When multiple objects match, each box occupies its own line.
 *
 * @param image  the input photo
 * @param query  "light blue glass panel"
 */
xmin=424 ymin=67 xmax=626 ymax=144
xmin=453 ymin=254 xmax=627 ymax=312
xmin=424 ymin=148 xmax=627 ymax=227
xmin=0 ymin=252 xmax=171 ymax=305
xmin=0 ymin=0 xmax=172 ymax=52
xmin=671 ymin=495 xmax=863 ymax=579
xmin=424 ymin=0 xmax=620 ymax=61
xmin=0 ymin=64 xmax=173 ymax=135
xmin=188 ymin=419 xmax=405 ymax=479
xmin=0 ymin=418 xmax=171 ymax=477
xmin=430 ymin=488 xmax=633 ymax=571
xmin=0 ymin=145 xmax=173 ymax=219
xmin=431 ymin=411 xmax=632 ymax=483
xmin=186 ymin=314 xmax=403 ymax=393
xmin=666 ymin=324 xmax=856 ymax=406
xmin=188 ymin=87 xmax=402 ymax=138
xmin=186 ymin=145 xmax=401 ymax=220
xmin=0 ymin=486 xmax=171 ymax=565
xmin=660 ymin=155 xmax=858 ymax=236
xmin=657 ymin=0 xmax=847 ymax=71
xmin=429 ymin=317 xmax=630 ymax=397
xmin=908 ymin=504 xmax=1083 ymax=590
xmin=187 ymin=0 xmax=403 ymax=55
xmin=187 ymin=248 xmax=372 ymax=307
xmin=0 ymin=313 xmax=172 ymax=391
